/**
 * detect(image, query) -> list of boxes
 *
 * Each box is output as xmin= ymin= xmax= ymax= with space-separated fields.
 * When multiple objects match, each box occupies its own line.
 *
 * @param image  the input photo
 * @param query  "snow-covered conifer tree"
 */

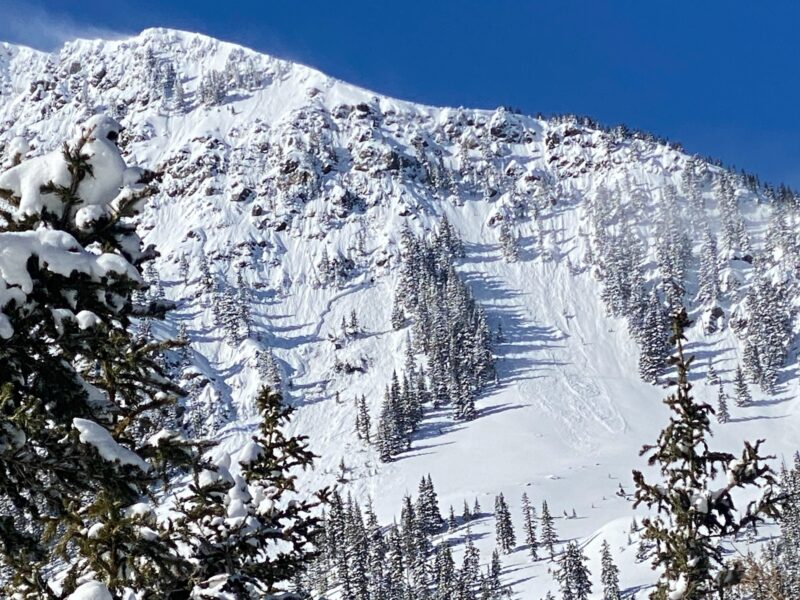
xmin=540 ymin=501 xmax=558 ymax=560
xmin=716 ymin=385 xmax=731 ymax=424
xmin=600 ymin=539 xmax=621 ymax=600
xmin=555 ymin=541 xmax=592 ymax=600
xmin=638 ymin=288 xmax=669 ymax=384
xmin=0 ymin=116 xmax=204 ymax=596
xmin=494 ymin=493 xmax=516 ymax=554
xmin=733 ymin=364 xmax=752 ymax=407
xmin=521 ymin=492 xmax=538 ymax=560
xmin=632 ymin=310 xmax=780 ymax=600
xmin=176 ymin=386 xmax=329 ymax=597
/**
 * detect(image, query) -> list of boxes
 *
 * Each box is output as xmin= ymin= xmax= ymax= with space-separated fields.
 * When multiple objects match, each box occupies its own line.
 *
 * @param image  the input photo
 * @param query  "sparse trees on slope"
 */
xmin=632 ymin=310 xmax=780 ymax=600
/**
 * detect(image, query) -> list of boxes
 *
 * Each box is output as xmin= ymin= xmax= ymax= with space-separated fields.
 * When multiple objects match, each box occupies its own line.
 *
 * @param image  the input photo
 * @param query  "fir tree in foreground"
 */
xmin=732 ymin=454 xmax=800 ymax=599
xmin=632 ymin=310 xmax=780 ymax=600
xmin=0 ymin=118 xmax=327 ymax=599
xmin=0 ymin=116 xmax=205 ymax=596
xmin=175 ymin=386 xmax=329 ymax=597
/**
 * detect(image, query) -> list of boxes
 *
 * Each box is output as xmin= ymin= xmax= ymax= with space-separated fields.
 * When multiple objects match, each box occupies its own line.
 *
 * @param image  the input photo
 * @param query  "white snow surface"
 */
xmin=1 ymin=28 xmax=799 ymax=598
xmin=66 ymin=581 xmax=113 ymax=600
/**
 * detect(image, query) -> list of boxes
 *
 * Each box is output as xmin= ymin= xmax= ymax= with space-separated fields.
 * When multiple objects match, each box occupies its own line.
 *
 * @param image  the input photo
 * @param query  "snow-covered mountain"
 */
xmin=1 ymin=28 xmax=799 ymax=598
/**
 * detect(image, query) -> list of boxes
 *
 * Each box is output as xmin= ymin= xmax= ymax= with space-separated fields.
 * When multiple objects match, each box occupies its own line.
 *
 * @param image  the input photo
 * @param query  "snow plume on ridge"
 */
xmin=1 ymin=1 xmax=130 ymax=51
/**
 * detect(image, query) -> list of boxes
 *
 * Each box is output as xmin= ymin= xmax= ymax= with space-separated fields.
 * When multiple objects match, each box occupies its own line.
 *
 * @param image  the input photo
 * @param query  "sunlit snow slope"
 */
xmin=1 ymin=28 xmax=798 ymax=598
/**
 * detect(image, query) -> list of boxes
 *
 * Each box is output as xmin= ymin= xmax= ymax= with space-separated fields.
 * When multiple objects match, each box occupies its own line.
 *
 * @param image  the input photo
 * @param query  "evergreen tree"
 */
xmin=386 ymin=525 xmax=406 ymax=600
xmin=199 ymin=251 xmax=215 ymax=293
xmin=757 ymin=455 xmax=800 ymax=598
xmin=462 ymin=500 xmax=473 ymax=523
xmin=540 ymin=501 xmax=558 ymax=559
xmin=364 ymin=499 xmax=388 ymax=600
xmin=741 ymin=273 xmax=792 ymax=394
xmin=318 ymin=247 xmax=332 ymax=286
xmin=376 ymin=386 xmax=405 ymax=461
xmin=600 ymin=540 xmax=621 ymax=600
xmin=0 ymin=116 xmax=206 ymax=597
xmin=716 ymin=385 xmax=731 ymax=424
xmin=448 ymin=506 xmax=458 ymax=530
xmin=235 ymin=270 xmax=252 ymax=340
xmin=356 ymin=395 xmax=371 ymax=443
xmin=494 ymin=493 xmax=516 ymax=554
xmin=459 ymin=527 xmax=481 ymax=599
xmin=486 ymin=549 xmax=503 ymax=596
xmin=499 ymin=221 xmax=519 ymax=262
xmin=416 ymin=475 xmax=443 ymax=535
xmin=632 ymin=310 xmax=780 ymax=600
xmin=734 ymin=364 xmax=752 ymax=407
xmin=706 ymin=358 xmax=721 ymax=387
xmin=521 ymin=492 xmax=538 ymax=560
xmin=434 ymin=543 xmax=456 ymax=600
xmin=555 ymin=541 xmax=592 ymax=600
xmin=175 ymin=386 xmax=330 ymax=597
xmin=696 ymin=226 xmax=720 ymax=306
xmin=173 ymin=253 xmax=189 ymax=284
xmin=256 ymin=349 xmax=282 ymax=391
xmin=199 ymin=70 xmax=227 ymax=106
xmin=638 ymin=288 xmax=669 ymax=384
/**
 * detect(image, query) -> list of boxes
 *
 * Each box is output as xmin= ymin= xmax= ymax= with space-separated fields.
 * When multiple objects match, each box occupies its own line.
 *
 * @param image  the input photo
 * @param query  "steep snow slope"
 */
xmin=1 ymin=28 xmax=799 ymax=597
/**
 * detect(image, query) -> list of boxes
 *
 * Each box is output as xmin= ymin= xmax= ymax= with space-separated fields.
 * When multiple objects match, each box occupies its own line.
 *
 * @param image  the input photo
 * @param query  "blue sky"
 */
xmin=2 ymin=1 xmax=798 ymax=187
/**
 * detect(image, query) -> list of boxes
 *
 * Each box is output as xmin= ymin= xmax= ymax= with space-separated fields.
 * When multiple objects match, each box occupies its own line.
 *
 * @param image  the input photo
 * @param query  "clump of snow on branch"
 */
xmin=73 ymin=418 xmax=150 ymax=472
xmin=0 ymin=115 xmax=149 ymax=339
